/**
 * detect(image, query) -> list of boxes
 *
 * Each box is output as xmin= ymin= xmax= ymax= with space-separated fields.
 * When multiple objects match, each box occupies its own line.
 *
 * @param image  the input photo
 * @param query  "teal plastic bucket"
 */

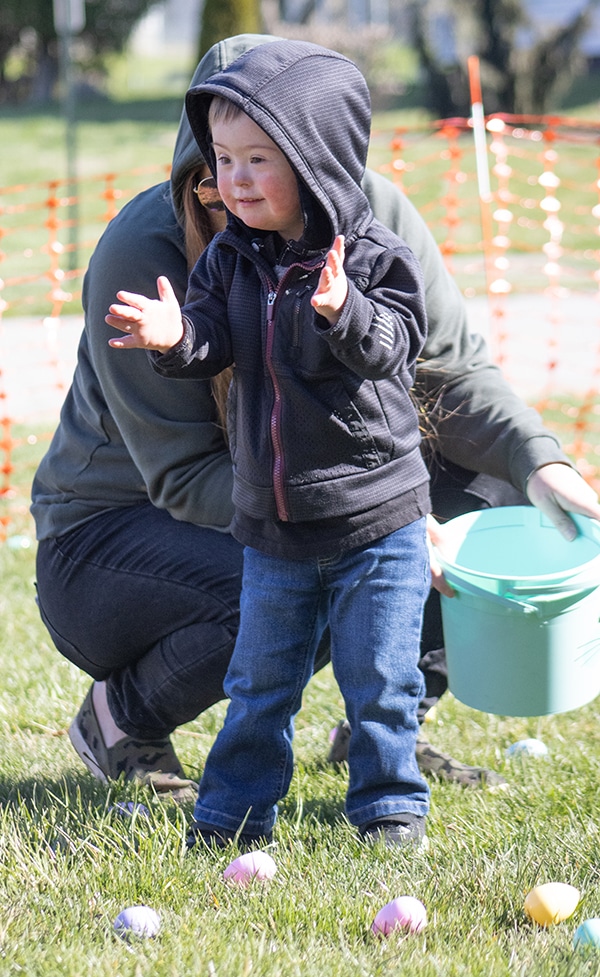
xmin=436 ymin=506 xmax=600 ymax=716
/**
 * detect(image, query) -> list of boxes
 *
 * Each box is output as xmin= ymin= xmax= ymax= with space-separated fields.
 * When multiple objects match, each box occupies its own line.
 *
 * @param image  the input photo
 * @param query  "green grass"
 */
xmin=2 ymin=539 xmax=600 ymax=976
xmin=2 ymin=415 xmax=600 ymax=976
xmin=0 ymin=104 xmax=182 ymax=188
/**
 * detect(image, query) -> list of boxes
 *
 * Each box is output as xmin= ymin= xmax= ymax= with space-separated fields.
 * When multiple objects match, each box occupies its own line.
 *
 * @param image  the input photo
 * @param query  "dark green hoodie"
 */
xmin=31 ymin=34 xmax=568 ymax=542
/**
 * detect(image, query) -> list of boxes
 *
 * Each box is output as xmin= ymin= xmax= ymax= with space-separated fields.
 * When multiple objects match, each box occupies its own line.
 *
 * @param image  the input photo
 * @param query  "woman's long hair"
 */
xmin=182 ymin=170 xmax=232 ymax=440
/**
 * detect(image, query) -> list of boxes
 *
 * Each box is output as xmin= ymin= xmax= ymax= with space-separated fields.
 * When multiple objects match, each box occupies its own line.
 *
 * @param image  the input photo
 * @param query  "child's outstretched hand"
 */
xmin=106 ymin=276 xmax=184 ymax=353
xmin=311 ymin=235 xmax=348 ymax=325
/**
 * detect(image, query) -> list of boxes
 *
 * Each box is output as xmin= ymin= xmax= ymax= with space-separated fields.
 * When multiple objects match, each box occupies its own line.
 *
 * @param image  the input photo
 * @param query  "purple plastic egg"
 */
xmin=113 ymin=905 xmax=161 ymax=940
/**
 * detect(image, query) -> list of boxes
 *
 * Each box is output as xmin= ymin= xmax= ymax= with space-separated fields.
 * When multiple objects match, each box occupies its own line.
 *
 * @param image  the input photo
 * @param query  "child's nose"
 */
xmin=233 ymin=165 xmax=251 ymax=186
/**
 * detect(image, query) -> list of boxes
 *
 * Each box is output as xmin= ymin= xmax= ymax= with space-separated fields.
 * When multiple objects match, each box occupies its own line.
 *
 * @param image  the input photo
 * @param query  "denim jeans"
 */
xmin=35 ymin=504 xmax=244 ymax=739
xmin=193 ymin=519 xmax=430 ymax=835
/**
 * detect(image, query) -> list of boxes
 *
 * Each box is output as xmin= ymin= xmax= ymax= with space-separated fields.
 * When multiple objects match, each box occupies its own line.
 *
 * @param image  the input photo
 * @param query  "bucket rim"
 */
xmin=434 ymin=507 xmax=600 ymax=591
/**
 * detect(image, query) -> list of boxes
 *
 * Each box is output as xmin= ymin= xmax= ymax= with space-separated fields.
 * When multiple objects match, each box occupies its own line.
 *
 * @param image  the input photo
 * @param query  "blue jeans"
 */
xmin=35 ymin=504 xmax=244 ymax=738
xmin=193 ymin=519 xmax=430 ymax=835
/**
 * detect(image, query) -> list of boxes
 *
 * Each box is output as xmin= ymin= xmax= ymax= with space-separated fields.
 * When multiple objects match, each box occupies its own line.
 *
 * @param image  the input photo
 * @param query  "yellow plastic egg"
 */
xmin=524 ymin=882 xmax=580 ymax=926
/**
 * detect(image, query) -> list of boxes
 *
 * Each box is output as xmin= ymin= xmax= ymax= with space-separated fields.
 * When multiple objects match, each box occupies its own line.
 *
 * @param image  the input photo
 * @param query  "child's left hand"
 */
xmin=311 ymin=235 xmax=348 ymax=325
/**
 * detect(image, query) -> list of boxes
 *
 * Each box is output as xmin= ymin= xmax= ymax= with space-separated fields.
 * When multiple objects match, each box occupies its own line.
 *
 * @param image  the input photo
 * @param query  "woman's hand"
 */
xmin=526 ymin=463 xmax=600 ymax=540
xmin=426 ymin=514 xmax=455 ymax=597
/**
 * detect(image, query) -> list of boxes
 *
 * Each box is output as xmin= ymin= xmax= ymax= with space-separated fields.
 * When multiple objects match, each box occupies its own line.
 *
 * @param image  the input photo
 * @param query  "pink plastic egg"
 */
xmin=372 ymin=896 xmax=427 ymax=936
xmin=223 ymin=850 xmax=277 ymax=886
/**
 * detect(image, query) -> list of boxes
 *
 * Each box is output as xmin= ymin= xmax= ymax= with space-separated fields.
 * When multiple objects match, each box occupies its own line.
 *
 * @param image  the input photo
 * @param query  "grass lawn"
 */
xmin=2 ymin=537 xmax=600 ymax=976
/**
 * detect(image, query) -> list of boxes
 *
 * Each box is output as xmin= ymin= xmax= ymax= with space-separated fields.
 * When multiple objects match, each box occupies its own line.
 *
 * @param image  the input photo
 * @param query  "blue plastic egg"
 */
xmin=574 ymin=918 xmax=600 ymax=950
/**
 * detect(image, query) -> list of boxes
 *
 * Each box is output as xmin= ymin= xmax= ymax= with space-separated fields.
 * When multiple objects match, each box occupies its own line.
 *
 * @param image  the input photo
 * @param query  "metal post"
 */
xmin=53 ymin=0 xmax=86 ymax=271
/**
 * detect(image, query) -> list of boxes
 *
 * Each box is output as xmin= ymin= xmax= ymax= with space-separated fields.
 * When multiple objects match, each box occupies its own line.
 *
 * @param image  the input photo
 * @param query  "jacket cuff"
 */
xmin=148 ymin=316 xmax=195 ymax=375
xmin=510 ymin=435 xmax=574 ymax=494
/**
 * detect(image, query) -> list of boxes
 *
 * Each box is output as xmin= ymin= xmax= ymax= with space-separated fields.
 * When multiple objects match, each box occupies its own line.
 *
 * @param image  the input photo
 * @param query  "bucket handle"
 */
xmin=442 ymin=570 xmax=540 ymax=615
xmin=508 ymin=577 xmax=599 ymax=596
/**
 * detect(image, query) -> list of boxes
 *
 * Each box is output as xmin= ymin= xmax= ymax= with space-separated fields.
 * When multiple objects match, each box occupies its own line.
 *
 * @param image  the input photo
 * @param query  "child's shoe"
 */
xmin=359 ymin=813 xmax=428 ymax=850
xmin=186 ymin=820 xmax=273 ymax=852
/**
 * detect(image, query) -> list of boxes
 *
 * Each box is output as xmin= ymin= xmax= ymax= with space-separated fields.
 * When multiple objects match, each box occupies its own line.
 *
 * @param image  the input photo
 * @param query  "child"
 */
xmin=106 ymin=39 xmax=431 ymax=849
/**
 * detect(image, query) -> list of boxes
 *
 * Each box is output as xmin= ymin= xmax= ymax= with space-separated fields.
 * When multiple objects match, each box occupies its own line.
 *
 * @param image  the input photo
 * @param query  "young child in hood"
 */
xmin=106 ymin=39 xmax=431 ymax=849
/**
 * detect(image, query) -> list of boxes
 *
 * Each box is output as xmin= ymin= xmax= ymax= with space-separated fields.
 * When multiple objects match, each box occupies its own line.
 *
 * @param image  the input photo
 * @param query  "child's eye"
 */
xmin=216 ymin=154 xmax=231 ymax=166
xmin=250 ymin=155 xmax=265 ymax=164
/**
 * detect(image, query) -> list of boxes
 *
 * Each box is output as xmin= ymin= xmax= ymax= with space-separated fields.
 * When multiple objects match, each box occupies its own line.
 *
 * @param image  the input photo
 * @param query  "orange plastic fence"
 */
xmin=1 ymin=115 xmax=599 ymax=542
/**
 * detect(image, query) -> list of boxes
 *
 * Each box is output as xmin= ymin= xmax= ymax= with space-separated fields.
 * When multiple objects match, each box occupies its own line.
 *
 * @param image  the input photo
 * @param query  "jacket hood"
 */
xmin=185 ymin=39 xmax=373 ymax=246
xmin=170 ymin=34 xmax=283 ymax=226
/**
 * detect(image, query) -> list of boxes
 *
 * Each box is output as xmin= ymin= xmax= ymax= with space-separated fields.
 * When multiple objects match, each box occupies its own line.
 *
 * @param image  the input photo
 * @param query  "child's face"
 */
xmin=211 ymin=112 xmax=304 ymax=242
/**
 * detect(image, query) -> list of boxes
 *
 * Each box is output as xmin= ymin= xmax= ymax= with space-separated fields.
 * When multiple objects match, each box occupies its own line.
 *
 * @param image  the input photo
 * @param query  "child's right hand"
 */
xmin=311 ymin=235 xmax=347 ymax=326
xmin=106 ymin=276 xmax=184 ymax=353
xmin=426 ymin=515 xmax=456 ymax=598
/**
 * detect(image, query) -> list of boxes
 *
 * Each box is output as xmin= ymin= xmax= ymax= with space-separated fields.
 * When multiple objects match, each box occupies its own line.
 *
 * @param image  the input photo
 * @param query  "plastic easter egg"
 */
xmin=574 ymin=918 xmax=600 ymax=950
xmin=506 ymin=738 xmax=548 ymax=758
xmin=524 ymin=883 xmax=580 ymax=926
xmin=6 ymin=534 xmax=31 ymax=550
xmin=223 ymin=850 xmax=277 ymax=886
xmin=372 ymin=896 xmax=427 ymax=936
xmin=110 ymin=801 xmax=150 ymax=818
xmin=113 ymin=905 xmax=161 ymax=940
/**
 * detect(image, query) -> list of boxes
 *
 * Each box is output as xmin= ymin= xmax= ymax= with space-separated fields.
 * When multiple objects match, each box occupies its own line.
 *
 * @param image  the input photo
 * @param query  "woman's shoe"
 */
xmin=327 ymin=718 xmax=507 ymax=790
xmin=68 ymin=685 xmax=198 ymax=802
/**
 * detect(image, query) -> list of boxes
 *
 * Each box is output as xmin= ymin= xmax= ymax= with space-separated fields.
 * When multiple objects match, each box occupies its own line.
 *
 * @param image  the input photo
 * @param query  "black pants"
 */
xmin=35 ymin=462 xmax=526 ymax=738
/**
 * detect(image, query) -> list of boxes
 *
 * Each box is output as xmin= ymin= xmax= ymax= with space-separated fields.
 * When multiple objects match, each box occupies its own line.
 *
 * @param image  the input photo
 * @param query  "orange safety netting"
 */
xmin=1 ymin=116 xmax=599 ymax=543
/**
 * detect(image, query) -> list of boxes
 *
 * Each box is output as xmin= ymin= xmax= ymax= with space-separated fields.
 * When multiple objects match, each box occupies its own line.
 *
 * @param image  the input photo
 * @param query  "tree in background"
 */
xmin=0 ymin=0 xmax=158 ymax=104
xmin=197 ymin=0 xmax=263 ymax=61
xmin=412 ymin=0 xmax=598 ymax=117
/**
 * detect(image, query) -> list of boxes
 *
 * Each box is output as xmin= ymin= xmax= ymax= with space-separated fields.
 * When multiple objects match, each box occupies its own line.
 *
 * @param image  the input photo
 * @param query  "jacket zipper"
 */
xmin=264 ymin=260 xmax=324 ymax=522
xmin=265 ymin=288 xmax=288 ymax=521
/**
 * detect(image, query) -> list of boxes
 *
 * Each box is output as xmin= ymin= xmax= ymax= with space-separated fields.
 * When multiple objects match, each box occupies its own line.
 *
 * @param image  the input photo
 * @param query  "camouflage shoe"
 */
xmin=327 ymin=719 xmax=507 ymax=790
xmin=415 ymin=735 xmax=507 ymax=790
xmin=68 ymin=685 xmax=198 ymax=803
xmin=327 ymin=719 xmax=352 ymax=764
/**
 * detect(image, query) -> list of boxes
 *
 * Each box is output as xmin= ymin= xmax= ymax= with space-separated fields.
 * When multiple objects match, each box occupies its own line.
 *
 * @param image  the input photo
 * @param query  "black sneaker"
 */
xmin=359 ymin=814 xmax=428 ymax=850
xmin=68 ymin=684 xmax=198 ymax=803
xmin=186 ymin=821 xmax=273 ymax=852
